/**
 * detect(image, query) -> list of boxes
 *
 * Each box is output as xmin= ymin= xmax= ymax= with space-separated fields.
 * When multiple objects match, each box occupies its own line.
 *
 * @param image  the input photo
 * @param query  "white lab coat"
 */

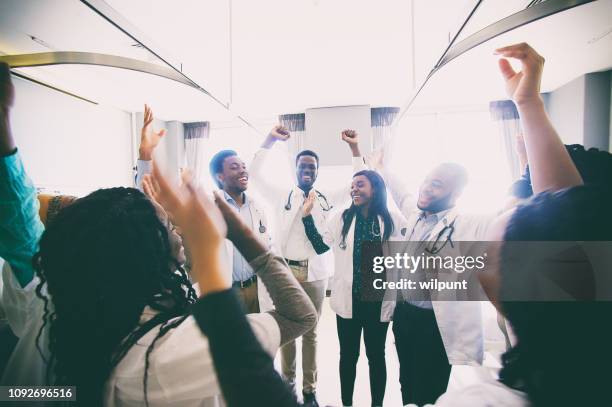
xmin=136 ymin=160 xmax=275 ymax=311
xmin=382 ymin=169 xmax=496 ymax=365
xmin=416 ymin=376 xmax=528 ymax=407
xmin=221 ymin=195 xmax=275 ymax=312
xmin=249 ymin=147 xmax=367 ymax=282
xmin=328 ymin=208 xmax=409 ymax=321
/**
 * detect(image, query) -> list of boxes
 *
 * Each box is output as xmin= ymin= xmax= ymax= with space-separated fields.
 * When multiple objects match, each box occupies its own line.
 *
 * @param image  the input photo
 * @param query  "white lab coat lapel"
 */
xmin=330 ymin=211 xmax=403 ymax=322
xmin=221 ymin=194 xmax=275 ymax=312
xmin=399 ymin=207 xmax=484 ymax=366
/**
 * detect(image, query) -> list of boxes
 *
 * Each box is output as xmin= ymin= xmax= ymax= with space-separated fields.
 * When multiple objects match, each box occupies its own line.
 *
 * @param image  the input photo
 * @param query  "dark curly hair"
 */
xmin=499 ymin=185 xmax=612 ymax=406
xmin=511 ymin=144 xmax=612 ymax=198
xmin=33 ymin=187 xmax=197 ymax=407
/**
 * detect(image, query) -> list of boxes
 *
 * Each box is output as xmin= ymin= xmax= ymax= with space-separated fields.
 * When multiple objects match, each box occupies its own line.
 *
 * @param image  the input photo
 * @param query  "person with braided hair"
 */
xmin=0 ymin=61 xmax=316 ymax=407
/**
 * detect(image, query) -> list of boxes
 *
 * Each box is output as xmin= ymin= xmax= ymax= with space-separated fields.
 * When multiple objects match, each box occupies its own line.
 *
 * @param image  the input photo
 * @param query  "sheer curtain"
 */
xmin=371 ymin=107 xmax=400 ymax=151
xmin=489 ymin=100 xmax=522 ymax=180
xmin=184 ymin=121 xmax=209 ymax=186
xmin=279 ymin=113 xmax=305 ymax=157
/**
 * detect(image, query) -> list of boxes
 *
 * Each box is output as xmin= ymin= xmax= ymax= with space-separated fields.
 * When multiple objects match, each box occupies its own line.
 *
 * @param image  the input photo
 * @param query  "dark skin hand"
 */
xmin=213 ymin=190 xmax=267 ymax=262
xmin=0 ymin=62 xmax=16 ymax=156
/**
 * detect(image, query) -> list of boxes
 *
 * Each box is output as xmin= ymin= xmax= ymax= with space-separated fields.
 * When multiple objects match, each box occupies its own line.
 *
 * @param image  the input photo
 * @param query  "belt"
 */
xmin=232 ymin=275 xmax=257 ymax=289
xmin=285 ymin=258 xmax=308 ymax=267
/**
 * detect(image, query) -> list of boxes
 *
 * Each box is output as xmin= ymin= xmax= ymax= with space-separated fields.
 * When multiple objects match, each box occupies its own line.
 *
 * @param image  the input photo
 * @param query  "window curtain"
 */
xmin=489 ymin=100 xmax=522 ymax=180
xmin=371 ymin=107 xmax=400 ymax=150
xmin=184 ymin=121 xmax=210 ymax=186
xmin=279 ymin=113 xmax=305 ymax=156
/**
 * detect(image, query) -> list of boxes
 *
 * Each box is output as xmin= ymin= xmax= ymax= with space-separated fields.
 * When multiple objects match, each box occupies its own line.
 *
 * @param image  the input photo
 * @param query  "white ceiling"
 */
xmin=406 ymin=0 xmax=612 ymax=113
xmin=0 ymin=0 xmax=611 ymax=124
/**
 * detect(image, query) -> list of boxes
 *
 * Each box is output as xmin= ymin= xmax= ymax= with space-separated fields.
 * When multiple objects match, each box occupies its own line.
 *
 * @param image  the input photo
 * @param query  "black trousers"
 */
xmin=336 ymin=303 xmax=389 ymax=407
xmin=392 ymin=303 xmax=451 ymax=406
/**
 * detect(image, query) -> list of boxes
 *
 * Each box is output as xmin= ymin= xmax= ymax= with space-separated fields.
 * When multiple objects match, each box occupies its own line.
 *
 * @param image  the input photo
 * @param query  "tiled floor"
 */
xmin=274 ymin=298 xmax=505 ymax=407
xmin=274 ymin=298 xmax=402 ymax=407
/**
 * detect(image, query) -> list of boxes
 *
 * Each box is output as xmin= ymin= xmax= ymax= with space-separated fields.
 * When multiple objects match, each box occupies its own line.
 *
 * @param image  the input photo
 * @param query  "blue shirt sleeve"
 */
xmin=0 ymin=150 xmax=44 ymax=287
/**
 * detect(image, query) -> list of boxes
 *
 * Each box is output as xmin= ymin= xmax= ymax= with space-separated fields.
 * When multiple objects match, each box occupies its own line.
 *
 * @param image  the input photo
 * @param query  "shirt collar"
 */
xmin=418 ymin=208 xmax=451 ymax=223
xmin=223 ymin=190 xmax=248 ymax=206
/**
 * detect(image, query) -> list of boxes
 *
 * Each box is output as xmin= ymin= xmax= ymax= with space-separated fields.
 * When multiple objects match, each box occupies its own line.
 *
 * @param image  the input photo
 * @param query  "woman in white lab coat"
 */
xmin=302 ymin=169 xmax=406 ymax=407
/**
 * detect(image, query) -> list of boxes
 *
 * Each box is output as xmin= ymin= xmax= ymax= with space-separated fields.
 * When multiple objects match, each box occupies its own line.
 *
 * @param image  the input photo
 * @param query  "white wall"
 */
xmin=546 ymin=75 xmax=585 ymax=146
xmin=11 ymin=77 xmax=134 ymax=196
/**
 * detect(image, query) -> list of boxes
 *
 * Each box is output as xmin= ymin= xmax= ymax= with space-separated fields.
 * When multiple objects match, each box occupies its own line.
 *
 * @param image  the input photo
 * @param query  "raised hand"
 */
xmin=139 ymin=104 xmax=166 ymax=160
xmin=302 ymin=190 xmax=316 ymax=217
xmin=495 ymin=43 xmax=581 ymax=194
xmin=341 ymin=129 xmax=359 ymax=145
xmin=341 ymin=129 xmax=361 ymax=157
xmin=495 ymin=43 xmax=545 ymax=107
xmin=262 ymin=125 xmax=290 ymax=148
xmin=143 ymin=163 xmax=227 ymax=265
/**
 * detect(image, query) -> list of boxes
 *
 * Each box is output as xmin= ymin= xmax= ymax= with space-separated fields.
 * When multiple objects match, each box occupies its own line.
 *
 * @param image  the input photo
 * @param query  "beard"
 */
xmin=418 ymin=192 xmax=454 ymax=213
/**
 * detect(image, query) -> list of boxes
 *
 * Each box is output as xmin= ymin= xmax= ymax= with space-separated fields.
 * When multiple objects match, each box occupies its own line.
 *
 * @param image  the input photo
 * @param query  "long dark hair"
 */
xmin=341 ymin=170 xmax=394 ymax=242
xmin=33 ymin=187 xmax=197 ymax=407
xmin=499 ymin=186 xmax=612 ymax=406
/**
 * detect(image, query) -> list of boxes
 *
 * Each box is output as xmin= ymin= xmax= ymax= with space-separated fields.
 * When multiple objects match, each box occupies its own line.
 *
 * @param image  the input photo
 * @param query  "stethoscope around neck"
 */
xmin=409 ymin=217 xmax=457 ymax=254
xmin=246 ymin=204 xmax=267 ymax=234
xmin=284 ymin=189 xmax=333 ymax=212
xmin=339 ymin=217 xmax=382 ymax=250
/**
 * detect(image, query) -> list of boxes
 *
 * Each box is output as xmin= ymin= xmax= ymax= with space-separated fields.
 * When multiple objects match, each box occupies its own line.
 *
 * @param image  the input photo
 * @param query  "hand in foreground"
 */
xmin=262 ymin=124 xmax=290 ymax=148
xmin=495 ymin=43 xmax=544 ymax=107
xmin=139 ymin=104 xmax=166 ymax=160
xmin=213 ymin=190 xmax=251 ymax=243
xmin=302 ymin=190 xmax=316 ymax=217
xmin=143 ymin=163 xmax=227 ymax=267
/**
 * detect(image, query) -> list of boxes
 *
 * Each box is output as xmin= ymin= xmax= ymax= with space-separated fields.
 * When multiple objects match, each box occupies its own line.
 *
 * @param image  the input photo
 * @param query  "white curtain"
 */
xmin=184 ymin=122 xmax=209 ymax=186
xmin=371 ymin=107 xmax=400 ymax=151
xmin=489 ymin=100 xmax=522 ymax=180
xmin=279 ymin=113 xmax=305 ymax=158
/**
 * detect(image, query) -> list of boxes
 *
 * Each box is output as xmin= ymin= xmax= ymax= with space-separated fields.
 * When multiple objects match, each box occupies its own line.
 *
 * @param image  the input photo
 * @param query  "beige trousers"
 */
xmin=280 ymin=278 xmax=326 ymax=394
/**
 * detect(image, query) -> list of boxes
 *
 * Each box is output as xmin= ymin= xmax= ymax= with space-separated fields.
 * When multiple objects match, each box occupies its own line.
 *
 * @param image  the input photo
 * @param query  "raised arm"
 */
xmin=248 ymin=125 xmax=292 ymax=201
xmin=0 ymin=62 xmax=44 ymax=288
xmin=369 ymin=148 xmax=415 ymax=218
xmin=135 ymin=104 xmax=166 ymax=190
xmin=496 ymin=43 xmax=582 ymax=193
xmin=326 ymin=129 xmax=368 ymax=206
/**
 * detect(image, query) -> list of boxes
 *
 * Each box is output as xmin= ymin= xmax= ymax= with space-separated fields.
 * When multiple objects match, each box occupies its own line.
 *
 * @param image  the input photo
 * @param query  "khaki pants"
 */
xmin=236 ymin=281 xmax=260 ymax=314
xmin=280 ymin=278 xmax=326 ymax=394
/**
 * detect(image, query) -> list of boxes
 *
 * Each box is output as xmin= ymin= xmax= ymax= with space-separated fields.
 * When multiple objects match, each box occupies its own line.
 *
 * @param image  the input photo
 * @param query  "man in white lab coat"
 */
xmin=135 ymin=106 xmax=274 ymax=314
xmin=374 ymin=159 xmax=494 ymax=406
xmin=249 ymin=126 xmax=366 ymax=406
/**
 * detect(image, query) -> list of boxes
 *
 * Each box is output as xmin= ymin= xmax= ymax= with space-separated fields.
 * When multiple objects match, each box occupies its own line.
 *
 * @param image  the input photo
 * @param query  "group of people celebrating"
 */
xmin=1 ymin=42 xmax=611 ymax=407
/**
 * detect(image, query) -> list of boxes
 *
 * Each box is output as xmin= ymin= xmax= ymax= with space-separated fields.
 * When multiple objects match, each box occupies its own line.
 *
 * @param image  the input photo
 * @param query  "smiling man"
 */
xmin=209 ymin=149 xmax=273 ymax=313
xmin=248 ymin=126 xmax=366 ymax=407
